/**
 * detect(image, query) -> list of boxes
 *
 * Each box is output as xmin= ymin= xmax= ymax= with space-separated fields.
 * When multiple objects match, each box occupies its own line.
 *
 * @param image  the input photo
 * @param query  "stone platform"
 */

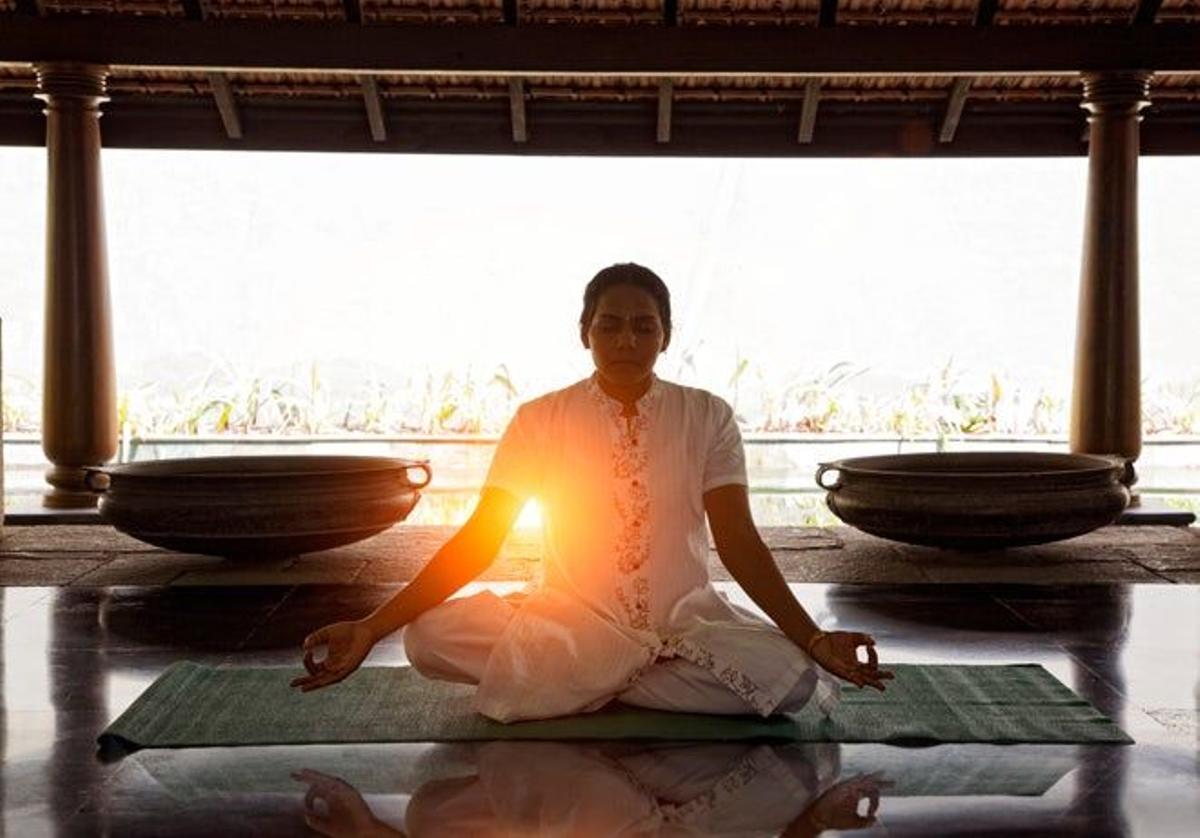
xmin=1 ymin=523 xmax=1197 ymax=587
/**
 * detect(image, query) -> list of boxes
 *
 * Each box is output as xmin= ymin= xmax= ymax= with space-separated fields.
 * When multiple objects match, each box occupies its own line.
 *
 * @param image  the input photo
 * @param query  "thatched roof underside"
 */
xmin=2 ymin=0 xmax=1200 ymax=155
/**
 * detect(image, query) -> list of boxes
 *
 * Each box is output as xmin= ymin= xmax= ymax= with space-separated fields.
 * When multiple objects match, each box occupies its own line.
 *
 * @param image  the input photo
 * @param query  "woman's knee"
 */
xmin=401 ymin=612 xmax=443 ymax=677
xmin=402 ymin=593 xmax=515 ymax=684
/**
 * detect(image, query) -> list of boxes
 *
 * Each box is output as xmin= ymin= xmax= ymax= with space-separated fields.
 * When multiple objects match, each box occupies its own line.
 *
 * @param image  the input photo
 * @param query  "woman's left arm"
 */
xmin=704 ymin=484 xmax=893 ymax=690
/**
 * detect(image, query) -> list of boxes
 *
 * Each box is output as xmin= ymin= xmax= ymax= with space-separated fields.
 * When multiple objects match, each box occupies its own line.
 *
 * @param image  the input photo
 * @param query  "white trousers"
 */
xmin=403 ymin=591 xmax=820 ymax=715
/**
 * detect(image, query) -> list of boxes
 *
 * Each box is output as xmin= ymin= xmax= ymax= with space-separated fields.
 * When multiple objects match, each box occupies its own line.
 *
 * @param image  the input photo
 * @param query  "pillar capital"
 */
xmin=1080 ymin=71 xmax=1152 ymax=116
xmin=34 ymin=63 xmax=110 ymax=107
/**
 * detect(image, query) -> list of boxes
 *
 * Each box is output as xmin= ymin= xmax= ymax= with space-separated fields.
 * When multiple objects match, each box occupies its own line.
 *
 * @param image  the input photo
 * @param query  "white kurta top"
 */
xmin=474 ymin=375 xmax=839 ymax=722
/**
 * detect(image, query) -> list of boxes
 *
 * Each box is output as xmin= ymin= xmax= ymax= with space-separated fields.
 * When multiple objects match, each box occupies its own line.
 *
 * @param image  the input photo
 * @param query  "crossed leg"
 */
xmin=403 ymin=591 xmax=819 ymax=715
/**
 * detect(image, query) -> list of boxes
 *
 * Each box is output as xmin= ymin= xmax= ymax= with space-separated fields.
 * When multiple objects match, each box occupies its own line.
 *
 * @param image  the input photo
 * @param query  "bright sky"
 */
xmin=1 ymin=148 xmax=1198 ymax=414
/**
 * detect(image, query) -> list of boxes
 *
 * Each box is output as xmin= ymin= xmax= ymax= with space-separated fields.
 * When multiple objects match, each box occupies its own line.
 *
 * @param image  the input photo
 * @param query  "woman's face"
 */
xmin=584 ymin=284 xmax=667 ymax=387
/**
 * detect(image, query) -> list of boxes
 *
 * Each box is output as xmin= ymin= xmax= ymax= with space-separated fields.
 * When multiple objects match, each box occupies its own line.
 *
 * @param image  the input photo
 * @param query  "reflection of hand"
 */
xmin=292 ymin=768 xmax=406 ymax=838
xmin=784 ymin=773 xmax=890 ymax=837
xmin=807 ymin=632 xmax=894 ymax=691
xmin=290 ymin=621 xmax=375 ymax=692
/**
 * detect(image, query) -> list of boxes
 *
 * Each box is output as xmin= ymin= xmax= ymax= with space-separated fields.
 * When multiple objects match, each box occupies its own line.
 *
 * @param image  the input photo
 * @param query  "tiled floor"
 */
xmin=1 ymin=581 xmax=1197 ymax=836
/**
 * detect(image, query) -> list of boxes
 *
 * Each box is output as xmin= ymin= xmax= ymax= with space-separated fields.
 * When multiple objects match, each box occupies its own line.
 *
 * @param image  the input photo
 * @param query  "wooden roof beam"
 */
xmin=207 ymin=72 xmax=242 ymax=140
xmin=797 ymin=77 xmax=820 ymax=143
xmin=939 ymin=76 xmax=972 ymax=143
xmin=1132 ymin=0 xmax=1163 ymax=26
xmin=818 ymin=0 xmax=837 ymax=27
xmin=503 ymin=0 xmax=519 ymax=26
xmin=360 ymin=75 xmax=386 ymax=142
xmin=509 ymin=78 xmax=527 ymax=143
xmin=5 ymin=20 xmax=1200 ymax=75
xmin=14 ymin=0 xmax=42 ymax=14
xmin=343 ymin=0 xmax=363 ymax=25
xmin=664 ymin=0 xmax=679 ymax=26
xmin=657 ymin=79 xmax=672 ymax=143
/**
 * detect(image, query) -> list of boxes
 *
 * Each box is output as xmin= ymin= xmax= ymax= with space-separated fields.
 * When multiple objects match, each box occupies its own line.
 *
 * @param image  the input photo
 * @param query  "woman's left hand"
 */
xmin=807 ymin=631 xmax=894 ymax=691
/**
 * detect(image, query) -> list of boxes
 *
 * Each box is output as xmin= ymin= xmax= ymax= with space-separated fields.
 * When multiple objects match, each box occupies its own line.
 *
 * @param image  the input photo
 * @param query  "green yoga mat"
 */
xmin=98 ymin=662 xmax=1131 ymax=754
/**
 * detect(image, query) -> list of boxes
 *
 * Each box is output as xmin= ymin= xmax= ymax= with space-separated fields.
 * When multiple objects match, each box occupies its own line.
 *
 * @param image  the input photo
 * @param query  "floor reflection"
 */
xmin=97 ymin=740 xmax=1092 ymax=836
xmin=3 ymin=583 xmax=1197 ymax=836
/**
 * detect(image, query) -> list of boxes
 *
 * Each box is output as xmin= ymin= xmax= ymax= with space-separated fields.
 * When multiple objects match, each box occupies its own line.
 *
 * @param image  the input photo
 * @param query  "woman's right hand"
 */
xmin=290 ymin=620 xmax=377 ymax=692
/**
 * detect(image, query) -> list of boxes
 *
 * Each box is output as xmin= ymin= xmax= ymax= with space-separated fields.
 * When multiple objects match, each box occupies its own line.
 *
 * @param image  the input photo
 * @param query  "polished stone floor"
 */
xmin=1 ymin=581 xmax=1197 ymax=837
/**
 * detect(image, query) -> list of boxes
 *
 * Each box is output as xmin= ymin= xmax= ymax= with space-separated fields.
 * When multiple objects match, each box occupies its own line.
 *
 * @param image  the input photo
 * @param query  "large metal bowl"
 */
xmin=815 ymin=452 xmax=1129 ymax=549
xmin=84 ymin=455 xmax=431 ymax=560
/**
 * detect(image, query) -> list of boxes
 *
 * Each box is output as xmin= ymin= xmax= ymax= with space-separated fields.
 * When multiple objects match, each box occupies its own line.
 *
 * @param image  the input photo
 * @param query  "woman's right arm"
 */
xmin=290 ymin=487 xmax=524 ymax=692
xmin=361 ymin=487 xmax=524 ymax=640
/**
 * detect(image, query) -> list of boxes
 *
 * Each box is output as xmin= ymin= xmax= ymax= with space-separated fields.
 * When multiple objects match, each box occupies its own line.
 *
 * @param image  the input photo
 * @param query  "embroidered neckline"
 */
xmin=586 ymin=373 xmax=662 ymax=420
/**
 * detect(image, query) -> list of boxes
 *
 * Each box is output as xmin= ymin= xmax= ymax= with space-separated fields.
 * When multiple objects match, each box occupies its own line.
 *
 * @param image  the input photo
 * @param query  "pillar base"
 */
xmin=43 ymin=465 xmax=100 ymax=509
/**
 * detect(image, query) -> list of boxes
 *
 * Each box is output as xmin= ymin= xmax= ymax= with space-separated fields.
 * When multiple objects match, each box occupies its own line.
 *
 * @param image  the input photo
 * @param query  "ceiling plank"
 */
xmin=939 ymin=76 xmax=972 ymax=143
xmin=797 ymin=77 xmax=820 ymax=143
xmin=206 ymin=72 xmax=242 ymax=140
xmin=818 ymin=0 xmax=837 ymax=27
xmin=360 ymin=75 xmax=386 ymax=142
xmin=343 ymin=0 xmax=363 ymax=25
xmin=503 ymin=0 xmax=519 ymax=25
xmin=14 ymin=0 xmax=41 ymax=14
xmin=509 ymin=78 xmax=527 ymax=143
xmin=3 ymin=19 xmax=1199 ymax=75
xmin=657 ymin=79 xmax=672 ymax=143
xmin=1132 ymin=0 xmax=1163 ymax=26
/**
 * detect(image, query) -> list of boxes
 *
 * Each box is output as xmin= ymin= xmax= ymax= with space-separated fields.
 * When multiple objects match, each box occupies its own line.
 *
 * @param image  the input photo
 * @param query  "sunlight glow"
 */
xmin=516 ymin=498 xmax=544 ymax=530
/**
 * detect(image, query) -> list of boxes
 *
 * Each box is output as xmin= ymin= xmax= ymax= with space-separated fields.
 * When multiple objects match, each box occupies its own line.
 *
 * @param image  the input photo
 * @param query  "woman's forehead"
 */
xmin=594 ymin=285 xmax=661 ymax=316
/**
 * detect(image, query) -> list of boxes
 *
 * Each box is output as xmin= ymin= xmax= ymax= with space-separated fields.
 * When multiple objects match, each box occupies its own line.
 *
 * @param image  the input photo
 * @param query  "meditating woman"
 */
xmin=291 ymin=263 xmax=891 ymax=721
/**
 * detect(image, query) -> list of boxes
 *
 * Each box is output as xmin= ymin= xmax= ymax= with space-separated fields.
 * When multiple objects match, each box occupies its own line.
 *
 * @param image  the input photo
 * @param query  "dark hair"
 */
xmin=579 ymin=263 xmax=672 ymax=348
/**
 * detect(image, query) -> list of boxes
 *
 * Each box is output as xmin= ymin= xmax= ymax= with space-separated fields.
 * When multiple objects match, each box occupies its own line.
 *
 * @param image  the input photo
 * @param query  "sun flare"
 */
xmin=515 ymin=498 xmax=544 ymax=530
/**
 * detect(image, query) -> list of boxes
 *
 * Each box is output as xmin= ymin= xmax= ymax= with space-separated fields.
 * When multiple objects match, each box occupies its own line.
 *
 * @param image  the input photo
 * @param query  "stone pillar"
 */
xmin=1070 ymin=72 xmax=1151 ymax=491
xmin=35 ymin=64 xmax=118 ymax=509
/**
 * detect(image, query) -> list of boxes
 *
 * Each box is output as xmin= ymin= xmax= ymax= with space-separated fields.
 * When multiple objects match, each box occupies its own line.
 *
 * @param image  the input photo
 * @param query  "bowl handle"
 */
xmin=83 ymin=468 xmax=111 ymax=493
xmin=815 ymin=463 xmax=843 ymax=492
xmin=404 ymin=462 xmax=432 ymax=490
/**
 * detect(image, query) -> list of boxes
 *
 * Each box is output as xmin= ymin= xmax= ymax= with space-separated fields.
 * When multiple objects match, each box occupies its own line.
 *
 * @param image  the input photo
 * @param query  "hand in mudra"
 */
xmin=292 ymin=769 xmax=401 ymax=838
xmin=807 ymin=631 xmax=893 ymax=691
xmin=290 ymin=621 xmax=375 ymax=692
xmin=789 ymin=772 xmax=889 ymax=835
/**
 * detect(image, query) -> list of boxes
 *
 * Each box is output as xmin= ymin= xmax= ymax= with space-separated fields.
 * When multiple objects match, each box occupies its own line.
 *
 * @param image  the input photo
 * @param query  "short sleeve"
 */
xmin=482 ymin=403 xmax=545 ymax=503
xmin=702 ymin=397 xmax=748 ymax=492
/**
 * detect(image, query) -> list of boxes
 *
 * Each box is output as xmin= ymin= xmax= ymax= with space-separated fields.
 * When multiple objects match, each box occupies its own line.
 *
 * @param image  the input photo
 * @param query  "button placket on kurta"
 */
xmin=587 ymin=376 xmax=786 ymax=715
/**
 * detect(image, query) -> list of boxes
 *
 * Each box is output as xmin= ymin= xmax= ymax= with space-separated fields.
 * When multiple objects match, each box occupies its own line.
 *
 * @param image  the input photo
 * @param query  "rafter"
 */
xmin=939 ymin=77 xmax=972 ymax=143
xmin=207 ymin=72 xmax=242 ymax=140
xmin=818 ymin=0 xmax=837 ymax=27
xmin=974 ymin=0 xmax=998 ymax=28
xmin=180 ymin=0 xmax=205 ymax=20
xmin=1132 ymin=0 xmax=1162 ymax=26
xmin=797 ymin=77 xmax=821 ymax=143
xmin=503 ymin=0 xmax=519 ymax=25
xmin=509 ymin=78 xmax=527 ymax=143
xmin=15 ymin=0 xmax=42 ymax=14
xmin=657 ymin=80 xmax=673 ymax=143
xmin=4 ymin=19 xmax=1199 ymax=76
xmin=664 ymin=0 xmax=679 ymax=26
xmin=343 ymin=0 xmax=362 ymax=25
xmin=360 ymin=75 xmax=386 ymax=142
